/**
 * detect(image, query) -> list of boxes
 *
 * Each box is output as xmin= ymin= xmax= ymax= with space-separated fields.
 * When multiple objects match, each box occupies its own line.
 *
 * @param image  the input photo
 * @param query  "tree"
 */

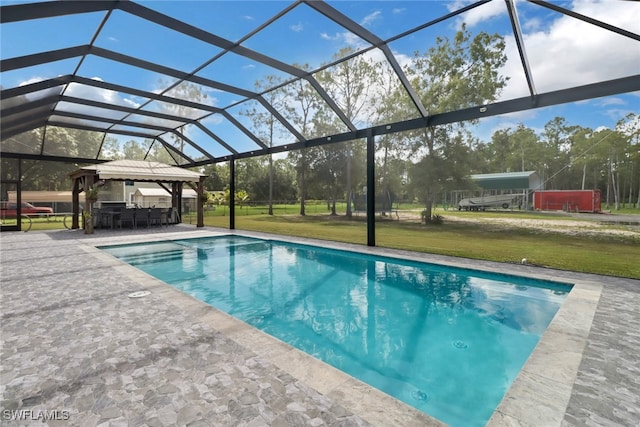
xmin=147 ymin=139 xmax=179 ymax=164
xmin=315 ymin=47 xmax=380 ymax=217
xmin=511 ymin=124 xmax=542 ymax=173
xmin=234 ymin=156 xmax=296 ymax=203
xmin=202 ymin=162 xmax=229 ymax=191
xmin=372 ymin=60 xmax=417 ymax=200
xmin=402 ymin=24 xmax=508 ymax=219
xmin=18 ymin=127 xmax=109 ymax=191
xmin=539 ymin=117 xmax=579 ymax=189
xmin=485 ymin=128 xmax=513 ymax=172
xmin=570 ymin=127 xmax=600 ymax=190
xmin=282 ymin=66 xmax=324 ymax=215
xmin=306 ymin=140 xmax=348 ymax=215
xmin=408 ymin=129 xmax=474 ymax=215
xmin=241 ymin=75 xmax=293 ymax=214
xmin=605 ymin=130 xmax=627 ymax=210
xmin=161 ymin=79 xmax=210 ymax=155
xmin=122 ymin=139 xmax=149 ymax=160
xmin=615 ymin=113 xmax=640 ymax=208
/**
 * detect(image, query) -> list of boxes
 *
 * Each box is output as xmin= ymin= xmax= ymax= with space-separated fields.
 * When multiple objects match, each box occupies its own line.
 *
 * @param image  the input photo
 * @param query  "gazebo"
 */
xmin=69 ymin=159 xmax=206 ymax=230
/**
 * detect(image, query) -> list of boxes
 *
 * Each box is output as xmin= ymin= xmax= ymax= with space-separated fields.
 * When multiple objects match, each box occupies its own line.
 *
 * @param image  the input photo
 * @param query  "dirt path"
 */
xmin=396 ymin=210 xmax=640 ymax=240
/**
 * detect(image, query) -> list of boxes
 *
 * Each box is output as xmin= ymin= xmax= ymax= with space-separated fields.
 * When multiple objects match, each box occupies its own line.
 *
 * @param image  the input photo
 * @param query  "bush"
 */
xmin=430 ymin=213 xmax=444 ymax=225
xmin=421 ymin=210 xmax=444 ymax=225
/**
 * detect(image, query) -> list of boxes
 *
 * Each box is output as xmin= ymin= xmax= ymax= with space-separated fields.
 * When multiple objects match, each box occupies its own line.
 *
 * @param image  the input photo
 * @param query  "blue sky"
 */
xmin=1 ymin=0 xmax=639 ymax=158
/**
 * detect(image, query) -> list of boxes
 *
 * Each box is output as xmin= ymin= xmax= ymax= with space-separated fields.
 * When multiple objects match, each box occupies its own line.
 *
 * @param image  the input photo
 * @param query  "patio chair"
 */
xmin=149 ymin=208 xmax=162 ymax=226
xmin=136 ymin=208 xmax=150 ymax=228
xmin=118 ymin=208 xmax=135 ymax=229
xmin=169 ymin=207 xmax=180 ymax=224
xmin=164 ymin=207 xmax=179 ymax=225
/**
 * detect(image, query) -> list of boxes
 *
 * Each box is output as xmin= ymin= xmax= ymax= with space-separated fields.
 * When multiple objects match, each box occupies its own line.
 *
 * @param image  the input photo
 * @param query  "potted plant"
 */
xmin=85 ymin=186 xmax=100 ymax=203
xmin=199 ymin=190 xmax=211 ymax=207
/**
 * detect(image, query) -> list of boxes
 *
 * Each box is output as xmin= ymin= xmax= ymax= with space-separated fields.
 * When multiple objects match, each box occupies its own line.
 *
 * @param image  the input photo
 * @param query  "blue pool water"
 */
xmin=102 ymin=236 xmax=571 ymax=426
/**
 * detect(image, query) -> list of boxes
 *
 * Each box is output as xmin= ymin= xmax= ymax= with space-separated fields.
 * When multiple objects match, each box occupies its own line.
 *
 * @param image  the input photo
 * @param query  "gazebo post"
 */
xmin=72 ymin=177 xmax=80 ymax=229
xmin=171 ymin=182 xmax=179 ymax=222
xmin=83 ymin=175 xmax=96 ymax=233
xmin=176 ymin=182 xmax=183 ymax=221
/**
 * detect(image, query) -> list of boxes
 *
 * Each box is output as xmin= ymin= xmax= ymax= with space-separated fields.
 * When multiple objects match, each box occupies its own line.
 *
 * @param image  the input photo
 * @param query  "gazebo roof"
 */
xmin=70 ymin=159 xmax=205 ymax=182
xmin=134 ymin=188 xmax=197 ymax=198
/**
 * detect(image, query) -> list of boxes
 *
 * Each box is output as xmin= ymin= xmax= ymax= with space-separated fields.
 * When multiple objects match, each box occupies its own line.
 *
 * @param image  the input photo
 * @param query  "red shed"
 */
xmin=533 ymin=190 xmax=601 ymax=213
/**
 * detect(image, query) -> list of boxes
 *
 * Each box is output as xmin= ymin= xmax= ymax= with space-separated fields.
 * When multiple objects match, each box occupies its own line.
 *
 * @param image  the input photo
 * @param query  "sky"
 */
xmin=1 ymin=0 xmax=639 ymax=159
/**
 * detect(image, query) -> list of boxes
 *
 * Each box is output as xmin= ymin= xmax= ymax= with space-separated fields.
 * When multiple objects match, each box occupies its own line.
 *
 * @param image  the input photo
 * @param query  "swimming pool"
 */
xmin=102 ymin=235 xmax=572 ymax=426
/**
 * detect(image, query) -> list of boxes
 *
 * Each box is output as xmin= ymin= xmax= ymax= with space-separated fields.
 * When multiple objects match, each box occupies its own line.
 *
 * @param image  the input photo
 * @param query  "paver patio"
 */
xmin=1 ymin=226 xmax=638 ymax=426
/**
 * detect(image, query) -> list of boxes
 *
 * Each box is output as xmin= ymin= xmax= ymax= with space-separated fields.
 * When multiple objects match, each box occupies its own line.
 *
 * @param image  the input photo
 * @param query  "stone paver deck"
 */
xmin=1 ymin=226 xmax=638 ymax=426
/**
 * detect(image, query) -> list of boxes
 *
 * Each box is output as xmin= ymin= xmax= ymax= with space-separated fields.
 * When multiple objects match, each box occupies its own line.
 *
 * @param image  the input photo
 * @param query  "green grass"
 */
xmin=204 ymin=201 xmax=345 ymax=217
xmin=375 ymin=222 xmax=639 ymax=278
xmin=2 ymin=215 xmax=71 ymax=231
xmin=605 ymin=205 xmax=640 ymax=214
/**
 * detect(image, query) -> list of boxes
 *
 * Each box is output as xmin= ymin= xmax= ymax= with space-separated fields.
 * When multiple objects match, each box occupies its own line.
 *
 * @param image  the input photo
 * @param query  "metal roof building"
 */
xmin=471 ymin=171 xmax=542 ymax=191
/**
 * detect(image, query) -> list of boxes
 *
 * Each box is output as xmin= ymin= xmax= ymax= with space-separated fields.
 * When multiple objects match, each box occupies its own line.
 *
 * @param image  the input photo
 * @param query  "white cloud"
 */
xmin=201 ymin=114 xmax=224 ymax=127
xmin=65 ymin=79 xmax=119 ymax=104
xmin=290 ymin=22 xmax=303 ymax=32
xmin=452 ymin=0 xmax=506 ymax=29
xmin=444 ymin=0 xmax=638 ymax=102
xmin=571 ymin=0 xmax=640 ymax=34
xmin=123 ymin=98 xmax=141 ymax=109
xmin=360 ymin=10 xmax=381 ymax=28
xmin=18 ymin=77 xmax=46 ymax=87
xmin=522 ymin=17 xmax=542 ymax=32
xmin=343 ymin=32 xmax=366 ymax=49
xmin=499 ymin=0 xmax=639 ymax=100
xmin=319 ymin=30 xmax=368 ymax=52
xmin=473 ymin=109 xmax=542 ymax=142
xmin=605 ymin=108 xmax=635 ymax=124
xmin=320 ymin=32 xmax=340 ymax=41
xmin=596 ymin=97 xmax=627 ymax=107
